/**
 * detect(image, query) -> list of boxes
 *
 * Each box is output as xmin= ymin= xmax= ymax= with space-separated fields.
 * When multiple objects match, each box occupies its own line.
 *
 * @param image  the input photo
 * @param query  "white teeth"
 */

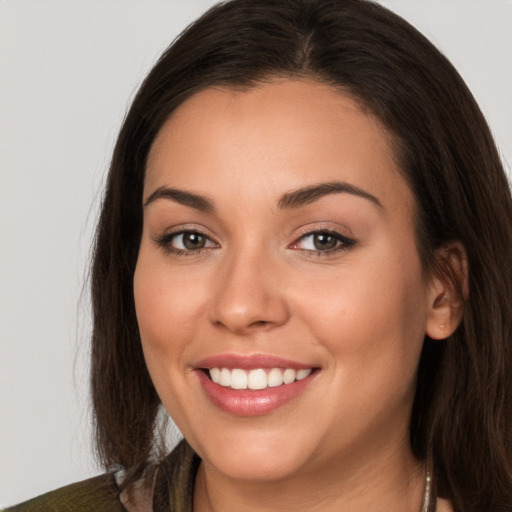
xmin=230 ymin=369 xmax=248 ymax=389
xmin=207 ymin=367 xmax=313 ymax=390
xmin=267 ymin=368 xmax=283 ymax=387
xmin=219 ymin=368 xmax=231 ymax=387
xmin=296 ymin=369 xmax=312 ymax=380
xmin=282 ymin=368 xmax=296 ymax=384
xmin=210 ymin=367 xmax=221 ymax=384
xmin=248 ymin=369 xmax=267 ymax=390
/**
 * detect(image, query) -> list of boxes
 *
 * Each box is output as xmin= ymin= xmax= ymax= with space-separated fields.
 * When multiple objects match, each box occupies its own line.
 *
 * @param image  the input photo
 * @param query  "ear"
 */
xmin=425 ymin=241 xmax=469 ymax=340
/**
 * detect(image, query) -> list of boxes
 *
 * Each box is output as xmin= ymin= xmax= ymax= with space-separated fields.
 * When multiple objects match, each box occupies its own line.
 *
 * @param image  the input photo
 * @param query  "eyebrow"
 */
xmin=143 ymin=180 xmax=382 ymax=212
xmin=278 ymin=181 xmax=383 ymax=209
xmin=143 ymin=186 xmax=215 ymax=212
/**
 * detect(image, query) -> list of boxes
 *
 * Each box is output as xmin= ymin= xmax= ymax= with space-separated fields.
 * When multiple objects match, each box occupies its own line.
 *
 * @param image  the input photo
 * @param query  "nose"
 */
xmin=209 ymin=247 xmax=290 ymax=334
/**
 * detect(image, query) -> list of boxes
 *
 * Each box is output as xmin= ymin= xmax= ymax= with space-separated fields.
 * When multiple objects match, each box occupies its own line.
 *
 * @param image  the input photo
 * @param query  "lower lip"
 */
xmin=196 ymin=370 xmax=317 ymax=416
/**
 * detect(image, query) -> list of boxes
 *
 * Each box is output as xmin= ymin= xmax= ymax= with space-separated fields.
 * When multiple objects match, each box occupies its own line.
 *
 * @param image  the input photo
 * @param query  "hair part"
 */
xmin=90 ymin=1 xmax=512 ymax=509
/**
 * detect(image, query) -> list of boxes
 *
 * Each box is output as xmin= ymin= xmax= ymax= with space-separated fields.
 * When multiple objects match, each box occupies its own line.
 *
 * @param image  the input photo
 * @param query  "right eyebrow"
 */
xmin=143 ymin=186 xmax=215 ymax=212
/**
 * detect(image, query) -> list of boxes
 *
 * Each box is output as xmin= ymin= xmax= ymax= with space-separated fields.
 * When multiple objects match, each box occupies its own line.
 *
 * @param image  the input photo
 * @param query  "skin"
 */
xmin=134 ymin=79 xmax=459 ymax=511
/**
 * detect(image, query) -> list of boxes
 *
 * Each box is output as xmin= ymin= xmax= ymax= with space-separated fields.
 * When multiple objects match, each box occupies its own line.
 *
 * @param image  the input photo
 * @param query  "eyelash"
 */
xmin=291 ymin=230 xmax=356 ymax=255
xmin=155 ymin=230 xmax=218 ymax=257
xmin=154 ymin=229 xmax=356 ymax=257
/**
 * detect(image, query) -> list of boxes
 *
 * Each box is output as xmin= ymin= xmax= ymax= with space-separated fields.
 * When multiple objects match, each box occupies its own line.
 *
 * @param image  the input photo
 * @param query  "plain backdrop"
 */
xmin=1 ymin=0 xmax=511 ymax=507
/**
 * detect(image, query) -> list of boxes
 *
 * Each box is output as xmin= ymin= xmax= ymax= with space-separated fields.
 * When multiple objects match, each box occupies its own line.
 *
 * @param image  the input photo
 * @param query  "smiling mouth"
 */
xmin=196 ymin=358 xmax=319 ymax=415
xmin=206 ymin=367 xmax=314 ymax=390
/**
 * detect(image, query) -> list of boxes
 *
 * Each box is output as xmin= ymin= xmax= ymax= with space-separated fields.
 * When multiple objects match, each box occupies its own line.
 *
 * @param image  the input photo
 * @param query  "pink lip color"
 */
xmin=195 ymin=353 xmax=313 ymax=370
xmin=194 ymin=354 xmax=318 ymax=416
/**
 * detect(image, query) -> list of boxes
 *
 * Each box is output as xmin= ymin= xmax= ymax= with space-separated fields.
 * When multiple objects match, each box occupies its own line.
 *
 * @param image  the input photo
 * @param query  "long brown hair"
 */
xmin=90 ymin=1 xmax=512 ymax=509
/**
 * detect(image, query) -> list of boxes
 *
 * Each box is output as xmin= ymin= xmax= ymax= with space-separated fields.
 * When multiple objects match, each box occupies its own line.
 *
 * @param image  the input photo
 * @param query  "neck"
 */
xmin=193 ymin=441 xmax=426 ymax=512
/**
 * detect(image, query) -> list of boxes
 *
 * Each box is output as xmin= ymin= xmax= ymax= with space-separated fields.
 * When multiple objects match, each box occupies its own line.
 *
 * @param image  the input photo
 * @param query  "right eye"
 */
xmin=156 ymin=230 xmax=218 ymax=254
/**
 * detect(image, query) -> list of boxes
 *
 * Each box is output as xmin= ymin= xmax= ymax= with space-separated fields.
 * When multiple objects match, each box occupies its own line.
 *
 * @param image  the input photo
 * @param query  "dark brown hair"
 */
xmin=90 ymin=1 xmax=512 ymax=510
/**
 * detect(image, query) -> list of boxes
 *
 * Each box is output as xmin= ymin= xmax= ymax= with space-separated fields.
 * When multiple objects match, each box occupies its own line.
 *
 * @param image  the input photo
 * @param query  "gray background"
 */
xmin=1 ymin=0 xmax=511 ymax=507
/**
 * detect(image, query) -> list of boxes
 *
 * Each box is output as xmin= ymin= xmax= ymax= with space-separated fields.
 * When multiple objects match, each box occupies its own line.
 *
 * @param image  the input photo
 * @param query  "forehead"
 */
xmin=145 ymin=79 xmax=412 ymax=216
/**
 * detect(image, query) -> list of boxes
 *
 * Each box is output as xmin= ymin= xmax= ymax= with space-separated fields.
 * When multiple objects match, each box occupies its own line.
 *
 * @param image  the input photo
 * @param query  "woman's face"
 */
xmin=134 ymin=79 xmax=440 ymax=482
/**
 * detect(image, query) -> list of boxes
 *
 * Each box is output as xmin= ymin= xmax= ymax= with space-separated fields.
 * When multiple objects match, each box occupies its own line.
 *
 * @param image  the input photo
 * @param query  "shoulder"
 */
xmin=3 ymin=440 xmax=200 ymax=512
xmin=4 ymin=473 xmax=125 ymax=512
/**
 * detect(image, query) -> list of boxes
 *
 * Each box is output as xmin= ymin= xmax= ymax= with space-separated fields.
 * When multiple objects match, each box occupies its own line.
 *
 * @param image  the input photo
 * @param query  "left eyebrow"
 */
xmin=278 ymin=181 xmax=383 ymax=209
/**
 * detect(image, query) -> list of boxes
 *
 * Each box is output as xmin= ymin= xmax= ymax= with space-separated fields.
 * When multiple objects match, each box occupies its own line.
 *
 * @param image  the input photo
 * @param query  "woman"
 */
xmin=6 ymin=0 xmax=512 ymax=510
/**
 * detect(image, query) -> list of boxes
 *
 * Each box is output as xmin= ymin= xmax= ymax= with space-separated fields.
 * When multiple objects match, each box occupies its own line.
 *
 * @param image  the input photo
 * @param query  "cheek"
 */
xmin=133 ymin=248 xmax=208 ymax=371
xmin=133 ymin=248 xmax=212 ymax=428
xmin=290 ymin=247 xmax=428 ymax=393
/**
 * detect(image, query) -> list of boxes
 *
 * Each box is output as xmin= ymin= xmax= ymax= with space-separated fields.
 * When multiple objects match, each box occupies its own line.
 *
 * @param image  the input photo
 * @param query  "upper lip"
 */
xmin=194 ymin=353 xmax=317 ymax=370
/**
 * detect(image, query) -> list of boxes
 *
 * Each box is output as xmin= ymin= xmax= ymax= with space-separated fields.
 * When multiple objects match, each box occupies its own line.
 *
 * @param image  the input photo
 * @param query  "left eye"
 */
xmin=293 ymin=231 xmax=355 ymax=252
xmin=166 ymin=231 xmax=216 ymax=251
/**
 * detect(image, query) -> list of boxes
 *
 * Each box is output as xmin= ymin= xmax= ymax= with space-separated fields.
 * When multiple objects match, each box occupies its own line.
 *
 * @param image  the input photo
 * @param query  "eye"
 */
xmin=174 ymin=231 xmax=210 ymax=250
xmin=155 ymin=230 xmax=218 ymax=254
xmin=292 ymin=230 xmax=356 ymax=253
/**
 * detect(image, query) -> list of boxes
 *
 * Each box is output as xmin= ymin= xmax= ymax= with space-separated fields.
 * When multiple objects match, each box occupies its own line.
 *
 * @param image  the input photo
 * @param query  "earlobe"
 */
xmin=425 ymin=290 xmax=461 ymax=340
xmin=425 ymin=241 xmax=468 ymax=341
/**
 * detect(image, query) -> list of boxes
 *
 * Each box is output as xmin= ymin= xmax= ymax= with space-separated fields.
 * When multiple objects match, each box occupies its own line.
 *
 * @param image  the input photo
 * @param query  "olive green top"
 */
xmin=4 ymin=440 xmax=200 ymax=512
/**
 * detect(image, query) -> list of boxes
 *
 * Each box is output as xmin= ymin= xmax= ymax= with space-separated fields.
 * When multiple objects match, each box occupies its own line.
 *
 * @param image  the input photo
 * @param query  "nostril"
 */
xmin=250 ymin=320 xmax=270 ymax=327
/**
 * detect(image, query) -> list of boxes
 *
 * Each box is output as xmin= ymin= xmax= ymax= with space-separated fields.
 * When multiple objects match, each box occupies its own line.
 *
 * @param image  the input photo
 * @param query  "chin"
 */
xmin=187 ymin=421 xmax=317 ymax=482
